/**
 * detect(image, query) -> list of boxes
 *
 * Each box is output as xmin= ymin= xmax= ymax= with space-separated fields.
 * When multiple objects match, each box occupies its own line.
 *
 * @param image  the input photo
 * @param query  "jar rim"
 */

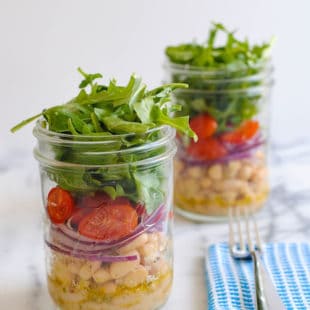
xmin=163 ymin=58 xmax=273 ymax=76
xmin=33 ymin=120 xmax=177 ymax=168
xmin=172 ymin=82 xmax=274 ymax=96
xmin=33 ymin=119 xmax=172 ymax=144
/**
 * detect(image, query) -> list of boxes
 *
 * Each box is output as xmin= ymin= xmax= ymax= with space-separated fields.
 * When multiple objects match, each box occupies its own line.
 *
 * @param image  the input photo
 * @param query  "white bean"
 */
xmin=93 ymin=267 xmax=112 ymax=284
xmin=110 ymin=250 xmax=140 ymax=279
xmin=120 ymin=265 xmax=148 ymax=288
xmin=53 ymin=261 xmax=73 ymax=285
xmin=149 ymin=257 xmax=169 ymax=276
xmin=67 ymin=261 xmax=82 ymax=275
xmin=101 ymin=280 xmax=117 ymax=294
xmin=117 ymin=233 xmax=148 ymax=254
xmin=156 ymin=232 xmax=168 ymax=252
xmin=79 ymin=262 xmax=93 ymax=280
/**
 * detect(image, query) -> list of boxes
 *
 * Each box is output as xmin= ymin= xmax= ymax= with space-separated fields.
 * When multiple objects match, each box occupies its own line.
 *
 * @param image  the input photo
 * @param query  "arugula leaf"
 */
xmin=102 ymin=115 xmax=152 ymax=134
xmin=165 ymin=22 xmax=274 ymax=133
xmin=10 ymin=113 xmax=42 ymax=133
xmin=165 ymin=22 xmax=272 ymax=68
xmin=12 ymin=69 xmax=195 ymax=214
xmin=133 ymin=168 xmax=165 ymax=214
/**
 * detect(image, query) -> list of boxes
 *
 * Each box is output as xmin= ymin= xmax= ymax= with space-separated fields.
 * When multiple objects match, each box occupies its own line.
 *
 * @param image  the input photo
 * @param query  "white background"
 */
xmin=1 ymin=0 xmax=310 ymax=155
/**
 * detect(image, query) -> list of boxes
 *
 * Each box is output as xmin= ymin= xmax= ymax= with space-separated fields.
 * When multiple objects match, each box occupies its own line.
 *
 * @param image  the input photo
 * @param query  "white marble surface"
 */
xmin=0 ymin=140 xmax=310 ymax=310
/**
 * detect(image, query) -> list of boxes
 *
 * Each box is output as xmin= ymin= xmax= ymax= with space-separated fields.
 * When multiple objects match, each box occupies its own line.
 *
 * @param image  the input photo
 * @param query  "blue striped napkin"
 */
xmin=205 ymin=243 xmax=310 ymax=310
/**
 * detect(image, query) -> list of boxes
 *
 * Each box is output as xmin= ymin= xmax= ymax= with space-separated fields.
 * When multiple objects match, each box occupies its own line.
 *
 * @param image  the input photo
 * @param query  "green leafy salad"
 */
xmin=12 ymin=68 xmax=196 ymax=213
xmin=165 ymin=23 xmax=274 ymax=134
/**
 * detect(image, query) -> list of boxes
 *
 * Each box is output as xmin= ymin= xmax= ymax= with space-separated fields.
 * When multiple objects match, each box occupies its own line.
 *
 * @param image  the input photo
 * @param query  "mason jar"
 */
xmin=33 ymin=121 xmax=176 ymax=310
xmin=164 ymin=61 xmax=273 ymax=221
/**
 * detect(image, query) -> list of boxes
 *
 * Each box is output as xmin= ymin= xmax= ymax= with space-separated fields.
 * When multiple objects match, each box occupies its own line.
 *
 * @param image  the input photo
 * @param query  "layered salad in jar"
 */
xmin=12 ymin=69 xmax=195 ymax=309
xmin=164 ymin=23 xmax=274 ymax=219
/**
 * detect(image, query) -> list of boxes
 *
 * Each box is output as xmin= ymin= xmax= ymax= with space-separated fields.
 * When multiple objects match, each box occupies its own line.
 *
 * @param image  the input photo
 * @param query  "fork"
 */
xmin=229 ymin=206 xmax=285 ymax=310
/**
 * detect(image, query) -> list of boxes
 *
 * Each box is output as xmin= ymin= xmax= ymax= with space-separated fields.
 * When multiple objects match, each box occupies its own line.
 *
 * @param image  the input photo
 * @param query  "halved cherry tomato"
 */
xmin=78 ymin=203 xmax=138 ymax=241
xmin=47 ymin=187 xmax=74 ymax=224
xmin=221 ymin=120 xmax=259 ymax=144
xmin=187 ymin=137 xmax=227 ymax=161
xmin=189 ymin=114 xmax=218 ymax=139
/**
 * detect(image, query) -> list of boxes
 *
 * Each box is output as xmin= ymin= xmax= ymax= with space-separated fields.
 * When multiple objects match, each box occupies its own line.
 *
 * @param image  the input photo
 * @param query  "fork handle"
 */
xmin=252 ymin=251 xmax=286 ymax=310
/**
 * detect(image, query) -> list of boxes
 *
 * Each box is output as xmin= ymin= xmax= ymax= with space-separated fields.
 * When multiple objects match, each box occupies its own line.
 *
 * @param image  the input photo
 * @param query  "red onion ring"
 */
xmin=45 ymin=240 xmax=138 ymax=262
xmin=48 ymin=203 xmax=167 ymax=257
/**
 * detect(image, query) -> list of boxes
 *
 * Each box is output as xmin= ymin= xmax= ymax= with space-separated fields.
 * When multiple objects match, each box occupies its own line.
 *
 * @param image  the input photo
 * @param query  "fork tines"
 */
xmin=229 ymin=206 xmax=262 ymax=258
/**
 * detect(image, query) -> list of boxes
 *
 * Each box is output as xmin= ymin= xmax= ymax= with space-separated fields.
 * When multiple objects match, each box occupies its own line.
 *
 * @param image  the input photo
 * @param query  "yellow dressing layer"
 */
xmin=48 ymin=270 xmax=172 ymax=309
xmin=175 ymin=190 xmax=269 ymax=213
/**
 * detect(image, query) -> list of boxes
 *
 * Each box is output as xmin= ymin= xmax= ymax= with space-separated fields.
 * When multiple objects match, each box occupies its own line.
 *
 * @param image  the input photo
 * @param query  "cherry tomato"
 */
xmin=189 ymin=114 xmax=218 ymax=139
xmin=221 ymin=120 xmax=259 ymax=144
xmin=47 ymin=187 xmax=74 ymax=224
xmin=78 ymin=203 xmax=138 ymax=241
xmin=187 ymin=137 xmax=227 ymax=161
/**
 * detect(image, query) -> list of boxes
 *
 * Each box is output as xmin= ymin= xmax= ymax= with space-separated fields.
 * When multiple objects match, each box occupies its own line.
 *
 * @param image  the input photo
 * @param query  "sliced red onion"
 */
xmin=45 ymin=240 xmax=138 ymax=262
xmin=178 ymin=139 xmax=265 ymax=166
xmin=48 ymin=204 xmax=167 ymax=257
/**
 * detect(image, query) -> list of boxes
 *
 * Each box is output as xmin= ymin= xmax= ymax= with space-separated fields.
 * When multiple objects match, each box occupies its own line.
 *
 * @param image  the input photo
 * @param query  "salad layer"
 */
xmin=12 ymin=70 xmax=189 ymax=309
xmin=165 ymin=23 xmax=272 ymax=217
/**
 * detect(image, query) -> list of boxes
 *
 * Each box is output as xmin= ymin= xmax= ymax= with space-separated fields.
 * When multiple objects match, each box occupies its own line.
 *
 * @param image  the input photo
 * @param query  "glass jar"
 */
xmin=164 ymin=61 xmax=273 ymax=221
xmin=33 ymin=121 xmax=176 ymax=310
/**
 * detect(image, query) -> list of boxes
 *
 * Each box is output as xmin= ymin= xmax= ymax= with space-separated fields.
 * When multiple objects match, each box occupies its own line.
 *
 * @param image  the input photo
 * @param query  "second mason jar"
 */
xmin=34 ymin=122 xmax=176 ymax=310
xmin=164 ymin=60 xmax=273 ymax=221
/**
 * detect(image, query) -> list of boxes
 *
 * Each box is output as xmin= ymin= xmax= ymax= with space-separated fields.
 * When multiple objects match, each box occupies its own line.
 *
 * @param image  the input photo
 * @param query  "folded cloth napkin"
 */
xmin=205 ymin=242 xmax=310 ymax=310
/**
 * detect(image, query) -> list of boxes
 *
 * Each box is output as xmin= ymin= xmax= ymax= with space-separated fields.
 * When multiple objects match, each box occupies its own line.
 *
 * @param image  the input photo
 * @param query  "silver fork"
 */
xmin=229 ymin=207 xmax=285 ymax=310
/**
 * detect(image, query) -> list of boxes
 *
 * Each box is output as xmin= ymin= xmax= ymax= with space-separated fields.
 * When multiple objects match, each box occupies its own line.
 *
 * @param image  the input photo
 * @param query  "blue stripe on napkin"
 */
xmin=205 ymin=243 xmax=310 ymax=310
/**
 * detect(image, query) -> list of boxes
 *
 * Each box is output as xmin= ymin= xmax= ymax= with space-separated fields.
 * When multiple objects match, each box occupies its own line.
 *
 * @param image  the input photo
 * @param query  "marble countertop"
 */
xmin=1 ymin=139 xmax=310 ymax=310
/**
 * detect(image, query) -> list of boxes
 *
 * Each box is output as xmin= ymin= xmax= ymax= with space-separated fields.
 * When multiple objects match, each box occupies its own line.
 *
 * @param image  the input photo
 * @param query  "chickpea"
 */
xmin=255 ymin=150 xmax=265 ymax=160
xmin=213 ymin=179 xmax=247 ymax=192
xmin=183 ymin=179 xmax=199 ymax=196
xmin=174 ymin=159 xmax=184 ymax=174
xmin=201 ymin=177 xmax=211 ymax=189
xmin=239 ymin=165 xmax=254 ymax=181
xmin=225 ymin=161 xmax=241 ymax=178
xmin=256 ymin=167 xmax=268 ymax=181
xmin=186 ymin=166 xmax=201 ymax=178
xmin=221 ymin=191 xmax=238 ymax=204
xmin=208 ymin=164 xmax=223 ymax=180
